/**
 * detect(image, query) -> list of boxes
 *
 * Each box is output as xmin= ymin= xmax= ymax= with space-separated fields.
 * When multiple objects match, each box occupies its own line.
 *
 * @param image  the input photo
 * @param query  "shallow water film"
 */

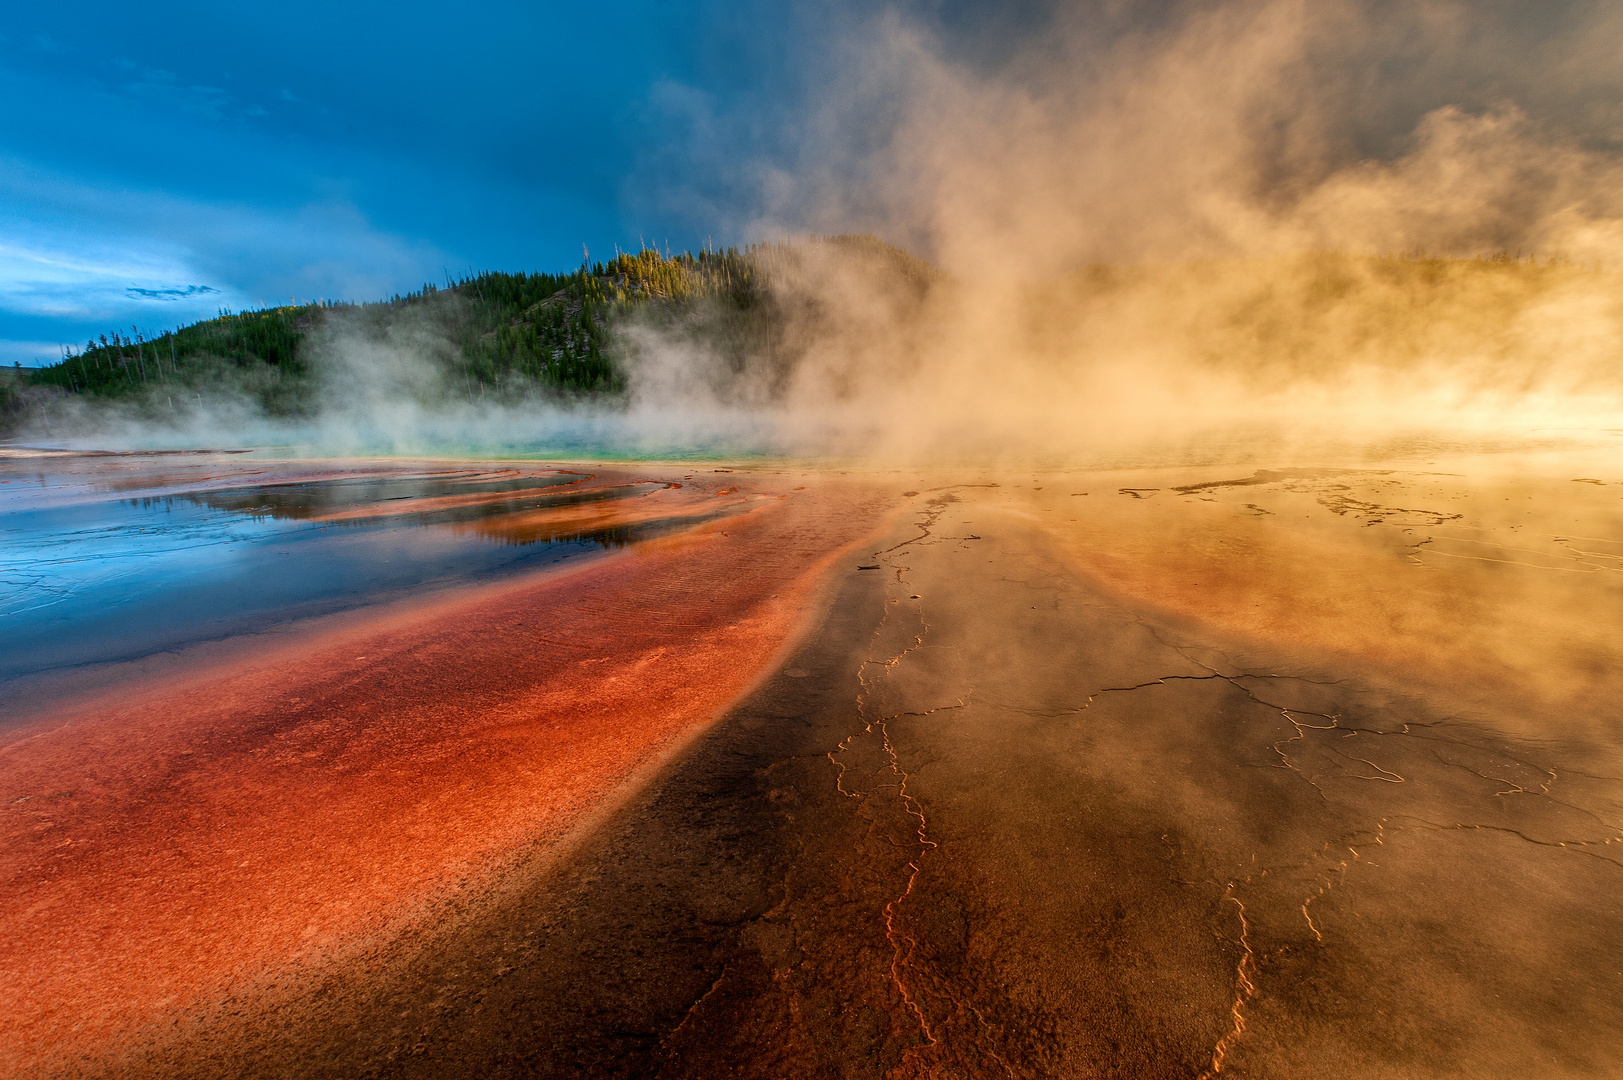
xmin=3 ymin=440 xmax=1623 ymax=1079
xmin=0 ymin=453 xmax=744 ymax=706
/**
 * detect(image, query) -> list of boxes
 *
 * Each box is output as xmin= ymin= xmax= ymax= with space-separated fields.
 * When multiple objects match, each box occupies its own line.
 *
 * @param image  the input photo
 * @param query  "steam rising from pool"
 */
xmin=14 ymin=0 xmax=1623 ymax=466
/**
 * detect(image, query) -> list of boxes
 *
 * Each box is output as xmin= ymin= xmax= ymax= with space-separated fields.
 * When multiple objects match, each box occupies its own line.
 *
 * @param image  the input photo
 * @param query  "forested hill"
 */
xmin=15 ymin=234 xmax=936 ymax=425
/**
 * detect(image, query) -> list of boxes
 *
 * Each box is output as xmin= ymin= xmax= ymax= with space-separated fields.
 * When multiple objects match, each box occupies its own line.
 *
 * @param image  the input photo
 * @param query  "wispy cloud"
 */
xmin=0 ymin=234 xmax=218 ymax=322
xmin=125 ymin=284 xmax=219 ymax=301
xmin=110 ymin=59 xmax=269 ymax=122
xmin=0 ymin=155 xmax=447 ymax=340
xmin=0 ymin=339 xmax=66 ymax=367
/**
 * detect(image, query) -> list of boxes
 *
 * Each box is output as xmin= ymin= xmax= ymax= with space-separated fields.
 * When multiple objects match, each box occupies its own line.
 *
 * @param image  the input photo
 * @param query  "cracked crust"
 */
xmin=11 ymin=457 xmax=1623 ymax=1078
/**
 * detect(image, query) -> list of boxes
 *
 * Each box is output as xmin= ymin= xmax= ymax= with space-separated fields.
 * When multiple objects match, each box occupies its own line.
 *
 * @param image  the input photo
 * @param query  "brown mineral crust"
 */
xmin=0 ymin=477 xmax=890 ymax=1077
xmin=1026 ymin=471 xmax=1623 ymax=728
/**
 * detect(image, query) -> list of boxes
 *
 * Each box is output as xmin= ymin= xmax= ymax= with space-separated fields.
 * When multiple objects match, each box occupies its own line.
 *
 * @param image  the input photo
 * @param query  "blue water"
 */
xmin=0 ymin=465 xmax=696 ymax=689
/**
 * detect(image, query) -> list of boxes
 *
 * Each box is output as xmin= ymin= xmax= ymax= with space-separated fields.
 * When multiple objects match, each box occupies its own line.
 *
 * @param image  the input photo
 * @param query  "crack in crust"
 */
xmin=1199 ymin=885 xmax=1256 ymax=1079
xmin=830 ymin=492 xmax=1016 ymax=1078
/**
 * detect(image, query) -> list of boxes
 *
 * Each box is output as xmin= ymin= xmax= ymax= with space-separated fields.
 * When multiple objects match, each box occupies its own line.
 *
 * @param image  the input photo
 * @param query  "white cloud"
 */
xmin=0 ymin=155 xmax=448 ymax=334
xmin=0 ymin=339 xmax=66 ymax=367
xmin=0 ymin=229 xmax=238 ymax=324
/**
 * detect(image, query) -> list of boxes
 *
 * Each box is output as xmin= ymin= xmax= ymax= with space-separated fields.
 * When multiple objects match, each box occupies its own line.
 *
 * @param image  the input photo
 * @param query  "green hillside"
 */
xmin=17 ymin=234 xmax=931 ymax=428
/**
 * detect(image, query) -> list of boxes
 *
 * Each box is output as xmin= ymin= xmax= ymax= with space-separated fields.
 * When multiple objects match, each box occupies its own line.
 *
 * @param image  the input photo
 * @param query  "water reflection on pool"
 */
xmin=0 ymin=455 xmax=738 ymax=689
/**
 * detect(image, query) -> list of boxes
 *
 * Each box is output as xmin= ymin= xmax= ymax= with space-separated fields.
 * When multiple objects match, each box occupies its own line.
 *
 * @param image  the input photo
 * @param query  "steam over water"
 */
xmin=5 ymin=2 xmax=1623 ymax=1077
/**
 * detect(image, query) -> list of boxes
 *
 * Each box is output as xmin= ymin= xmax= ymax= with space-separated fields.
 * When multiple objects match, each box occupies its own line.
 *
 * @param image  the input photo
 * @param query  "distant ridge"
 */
xmin=10 ymin=234 xmax=930 ymax=428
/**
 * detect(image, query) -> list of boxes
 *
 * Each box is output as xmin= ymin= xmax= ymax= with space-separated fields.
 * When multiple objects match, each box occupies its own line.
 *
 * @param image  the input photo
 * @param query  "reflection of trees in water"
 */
xmin=122 ymin=477 xmax=662 ymax=528
xmin=120 ymin=480 xmax=726 ymax=554
xmin=363 ymin=484 xmax=665 ymax=530
xmin=170 ymin=471 xmax=580 ymax=521
xmin=466 ymin=509 xmax=741 ymax=550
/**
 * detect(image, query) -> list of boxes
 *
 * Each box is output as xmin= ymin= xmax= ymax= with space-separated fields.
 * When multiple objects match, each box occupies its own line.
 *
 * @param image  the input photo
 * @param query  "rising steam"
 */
xmin=701 ymin=0 xmax=1623 ymax=461
xmin=16 ymin=0 xmax=1623 ymax=463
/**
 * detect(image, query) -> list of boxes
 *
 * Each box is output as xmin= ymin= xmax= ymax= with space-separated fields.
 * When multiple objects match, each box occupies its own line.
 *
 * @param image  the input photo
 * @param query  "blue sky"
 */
xmin=0 ymin=1 xmax=839 ymax=365
xmin=4 ymin=1 xmax=1615 ymax=366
